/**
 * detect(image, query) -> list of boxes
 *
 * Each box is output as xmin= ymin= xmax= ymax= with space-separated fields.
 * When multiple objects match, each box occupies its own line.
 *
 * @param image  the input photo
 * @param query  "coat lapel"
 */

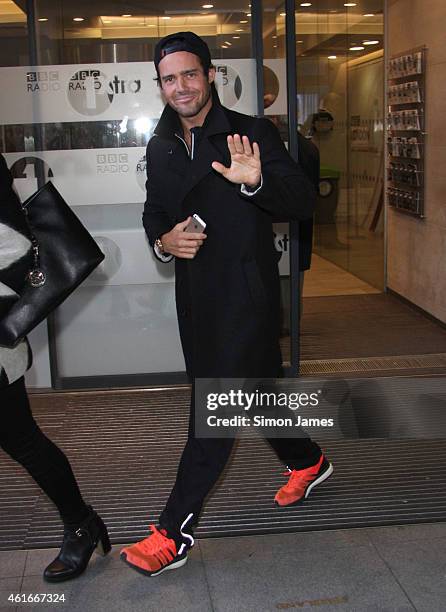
xmin=182 ymin=135 xmax=228 ymax=197
xmin=154 ymin=88 xmax=233 ymax=204
xmin=167 ymin=140 xmax=188 ymax=177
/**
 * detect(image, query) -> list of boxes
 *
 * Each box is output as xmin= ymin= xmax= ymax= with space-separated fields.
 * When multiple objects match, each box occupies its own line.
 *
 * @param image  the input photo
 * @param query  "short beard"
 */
xmin=172 ymin=85 xmax=211 ymax=118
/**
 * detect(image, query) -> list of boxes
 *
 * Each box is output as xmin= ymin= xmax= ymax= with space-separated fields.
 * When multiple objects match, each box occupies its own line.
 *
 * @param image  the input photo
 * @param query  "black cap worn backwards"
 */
xmin=154 ymin=31 xmax=212 ymax=77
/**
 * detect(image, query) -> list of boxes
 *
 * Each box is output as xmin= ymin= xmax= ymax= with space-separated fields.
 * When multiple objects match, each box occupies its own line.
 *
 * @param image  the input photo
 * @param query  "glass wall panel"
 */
xmin=263 ymin=2 xmax=292 ymax=366
xmin=295 ymin=0 xmax=385 ymax=292
xmin=1 ymin=1 xmax=256 ymax=384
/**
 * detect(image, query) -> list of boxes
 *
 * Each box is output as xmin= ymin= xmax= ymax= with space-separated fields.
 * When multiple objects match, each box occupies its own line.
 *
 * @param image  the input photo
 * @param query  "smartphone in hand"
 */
xmin=184 ymin=213 xmax=206 ymax=233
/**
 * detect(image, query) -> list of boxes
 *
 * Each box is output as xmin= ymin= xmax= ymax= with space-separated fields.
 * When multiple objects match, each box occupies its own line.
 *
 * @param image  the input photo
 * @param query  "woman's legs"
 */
xmin=0 ymin=376 xmax=89 ymax=525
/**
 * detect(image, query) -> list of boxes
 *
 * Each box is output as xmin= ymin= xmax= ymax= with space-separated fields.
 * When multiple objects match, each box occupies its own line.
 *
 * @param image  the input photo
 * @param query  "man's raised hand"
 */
xmin=211 ymin=134 xmax=261 ymax=188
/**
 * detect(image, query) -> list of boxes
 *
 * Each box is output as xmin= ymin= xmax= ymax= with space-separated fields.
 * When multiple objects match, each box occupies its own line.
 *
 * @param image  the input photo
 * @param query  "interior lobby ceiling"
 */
xmin=7 ymin=1 xmax=383 ymax=59
xmin=12 ymin=0 xmax=383 ymax=19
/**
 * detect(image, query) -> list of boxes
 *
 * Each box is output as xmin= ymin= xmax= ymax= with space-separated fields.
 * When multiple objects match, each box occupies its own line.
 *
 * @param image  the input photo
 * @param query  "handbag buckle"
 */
xmin=28 ymin=269 xmax=46 ymax=287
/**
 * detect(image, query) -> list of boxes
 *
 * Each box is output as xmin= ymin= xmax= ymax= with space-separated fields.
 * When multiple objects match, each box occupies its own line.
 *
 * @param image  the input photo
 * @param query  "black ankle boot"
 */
xmin=43 ymin=506 xmax=111 ymax=583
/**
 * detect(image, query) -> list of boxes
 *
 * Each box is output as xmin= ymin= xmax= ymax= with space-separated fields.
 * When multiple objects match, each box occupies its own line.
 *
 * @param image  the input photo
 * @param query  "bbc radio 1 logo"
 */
xmin=67 ymin=69 xmax=142 ymax=116
xmin=9 ymin=157 xmax=54 ymax=181
xmin=96 ymin=153 xmax=129 ymax=174
xmin=26 ymin=70 xmax=61 ymax=92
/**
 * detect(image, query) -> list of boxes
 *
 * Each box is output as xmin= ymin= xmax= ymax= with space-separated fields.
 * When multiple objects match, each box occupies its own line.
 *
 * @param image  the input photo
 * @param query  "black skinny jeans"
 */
xmin=0 ymin=377 xmax=89 ymax=525
xmin=159 ymin=384 xmax=322 ymax=546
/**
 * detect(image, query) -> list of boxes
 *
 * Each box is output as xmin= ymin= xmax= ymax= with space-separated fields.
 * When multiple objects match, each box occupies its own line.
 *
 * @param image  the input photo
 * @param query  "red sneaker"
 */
xmin=120 ymin=525 xmax=188 ymax=577
xmin=274 ymin=455 xmax=333 ymax=507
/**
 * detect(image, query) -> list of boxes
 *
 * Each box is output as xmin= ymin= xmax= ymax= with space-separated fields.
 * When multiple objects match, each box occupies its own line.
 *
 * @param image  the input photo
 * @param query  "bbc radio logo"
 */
xmin=68 ymin=69 xmax=141 ymax=116
xmin=96 ymin=153 xmax=129 ymax=174
xmin=26 ymin=70 xmax=61 ymax=92
xmin=136 ymin=154 xmax=146 ymax=191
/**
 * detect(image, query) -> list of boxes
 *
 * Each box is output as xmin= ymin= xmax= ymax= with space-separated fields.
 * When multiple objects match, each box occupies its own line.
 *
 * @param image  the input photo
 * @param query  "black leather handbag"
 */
xmin=0 ymin=181 xmax=104 ymax=348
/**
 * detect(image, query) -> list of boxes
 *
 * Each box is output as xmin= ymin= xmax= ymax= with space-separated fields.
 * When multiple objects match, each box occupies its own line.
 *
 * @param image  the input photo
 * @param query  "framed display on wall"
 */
xmin=386 ymin=46 xmax=427 ymax=218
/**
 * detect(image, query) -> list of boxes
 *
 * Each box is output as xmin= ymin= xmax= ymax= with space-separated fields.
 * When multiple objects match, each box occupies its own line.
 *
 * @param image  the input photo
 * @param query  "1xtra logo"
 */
xmin=97 ymin=153 xmax=129 ymax=174
xmin=274 ymin=232 xmax=289 ymax=262
xmin=67 ymin=69 xmax=141 ymax=116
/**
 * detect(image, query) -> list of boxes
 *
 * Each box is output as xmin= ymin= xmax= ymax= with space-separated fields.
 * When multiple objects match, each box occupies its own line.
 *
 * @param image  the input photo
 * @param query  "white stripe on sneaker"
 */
xmin=305 ymin=463 xmax=334 ymax=498
xmin=180 ymin=513 xmax=194 ymax=547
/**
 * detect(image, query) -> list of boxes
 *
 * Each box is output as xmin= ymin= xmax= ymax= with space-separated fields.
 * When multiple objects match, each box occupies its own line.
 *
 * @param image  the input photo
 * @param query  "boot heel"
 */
xmin=96 ymin=526 xmax=112 ymax=557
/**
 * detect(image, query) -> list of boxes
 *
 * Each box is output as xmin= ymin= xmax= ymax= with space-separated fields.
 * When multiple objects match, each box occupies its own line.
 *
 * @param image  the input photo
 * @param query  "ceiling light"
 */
xmin=297 ymin=40 xmax=303 ymax=43
xmin=300 ymin=3 xmax=312 ymax=6
xmin=236 ymin=28 xmax=244 ymax=32
xmin=344 ymin=3 xmax=357 ymax=6
xmin=246 ymin=13 xmax=251 ymax=17
xmin=364 ymin=13 xmax=375 ymax=17
xmin=273 ymin=45 xmax=277 ymax=48
xmin=232 ymin=36 xmax=240 ymax=39
xmin=224 ymin=41 xmax=232 ymax=45
xmin=363 ymin=40 xmax=379 ymax=45
xmin=240 ymin=20 xmax=248 ymax=23
xmin=161 ymin=16 xmax=171 ymax=20
xmin=350 ymin=46 xmax=364 ymax=51
xmin=202 ymin=4 xmax=214 ymax=7
xmin=328 ymin=55 xmax=337 ymax=59
xmin=121 ymin=14 xmax=132 ymax=17
xmin=280 ymin=12 xmax=286 ymax=16
xmin=38 ymin=18 xmax=48 ymax=22
xmin=73 ymin=17 xmax=84 ymax=22
xmin=221 ymin=45 xmax=228 ymax=49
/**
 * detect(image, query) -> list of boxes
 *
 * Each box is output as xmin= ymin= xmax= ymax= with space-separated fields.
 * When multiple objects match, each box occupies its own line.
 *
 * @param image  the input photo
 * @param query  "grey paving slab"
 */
xmin=199 ymin=532 xmax=415 ymax=612
xmin=365 ymin=521 xmax=446 ymax=545
xmin=24 ymin=543 xmax=175 ymax=578
xmin=0 ymin=577 xmax=22 ymax=611
xmin=0 ymin=552 xmax=27 ymax=579
xmin=20 ymin=546 xmax=211 ymax=612
xmin=18 ymin=576 xmax=73 ymax=611
xmin=23 ymin=550 xmax=55 ymax=579
xmin=370 ymin=535 xmax=446 ymax=612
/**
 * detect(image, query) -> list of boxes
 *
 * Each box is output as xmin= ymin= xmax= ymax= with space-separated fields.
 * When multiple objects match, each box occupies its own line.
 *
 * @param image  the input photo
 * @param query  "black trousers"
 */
xmin=0 ymin=377 xmax=89 ymax=525
xmin=159 ymin=387 xmax=322 ymax=545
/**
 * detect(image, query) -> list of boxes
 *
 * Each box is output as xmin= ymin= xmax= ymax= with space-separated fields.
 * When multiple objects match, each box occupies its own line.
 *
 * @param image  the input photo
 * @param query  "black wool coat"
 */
xmin=142 ymin=92 xmax=316 ymax=379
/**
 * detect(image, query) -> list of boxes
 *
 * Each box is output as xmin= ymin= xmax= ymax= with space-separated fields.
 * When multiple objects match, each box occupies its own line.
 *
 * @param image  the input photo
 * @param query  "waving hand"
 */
xmin=212 ymin=134 xmax=261 ymax=188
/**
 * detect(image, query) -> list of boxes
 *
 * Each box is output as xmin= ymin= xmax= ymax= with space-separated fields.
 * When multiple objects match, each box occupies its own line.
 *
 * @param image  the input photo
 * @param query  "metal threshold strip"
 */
xmin=299 ymin=352 xmax=446 ymax=375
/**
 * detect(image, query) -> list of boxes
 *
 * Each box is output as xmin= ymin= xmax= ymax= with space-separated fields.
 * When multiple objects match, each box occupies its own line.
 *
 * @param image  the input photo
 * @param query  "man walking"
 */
xmin=121 ymin=32 xmax=332 ymax=577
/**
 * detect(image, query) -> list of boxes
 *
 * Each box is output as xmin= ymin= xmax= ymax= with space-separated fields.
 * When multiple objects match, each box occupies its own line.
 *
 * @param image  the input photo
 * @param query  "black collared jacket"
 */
xmin=142 ymin=91 xmax=316 ymax=378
